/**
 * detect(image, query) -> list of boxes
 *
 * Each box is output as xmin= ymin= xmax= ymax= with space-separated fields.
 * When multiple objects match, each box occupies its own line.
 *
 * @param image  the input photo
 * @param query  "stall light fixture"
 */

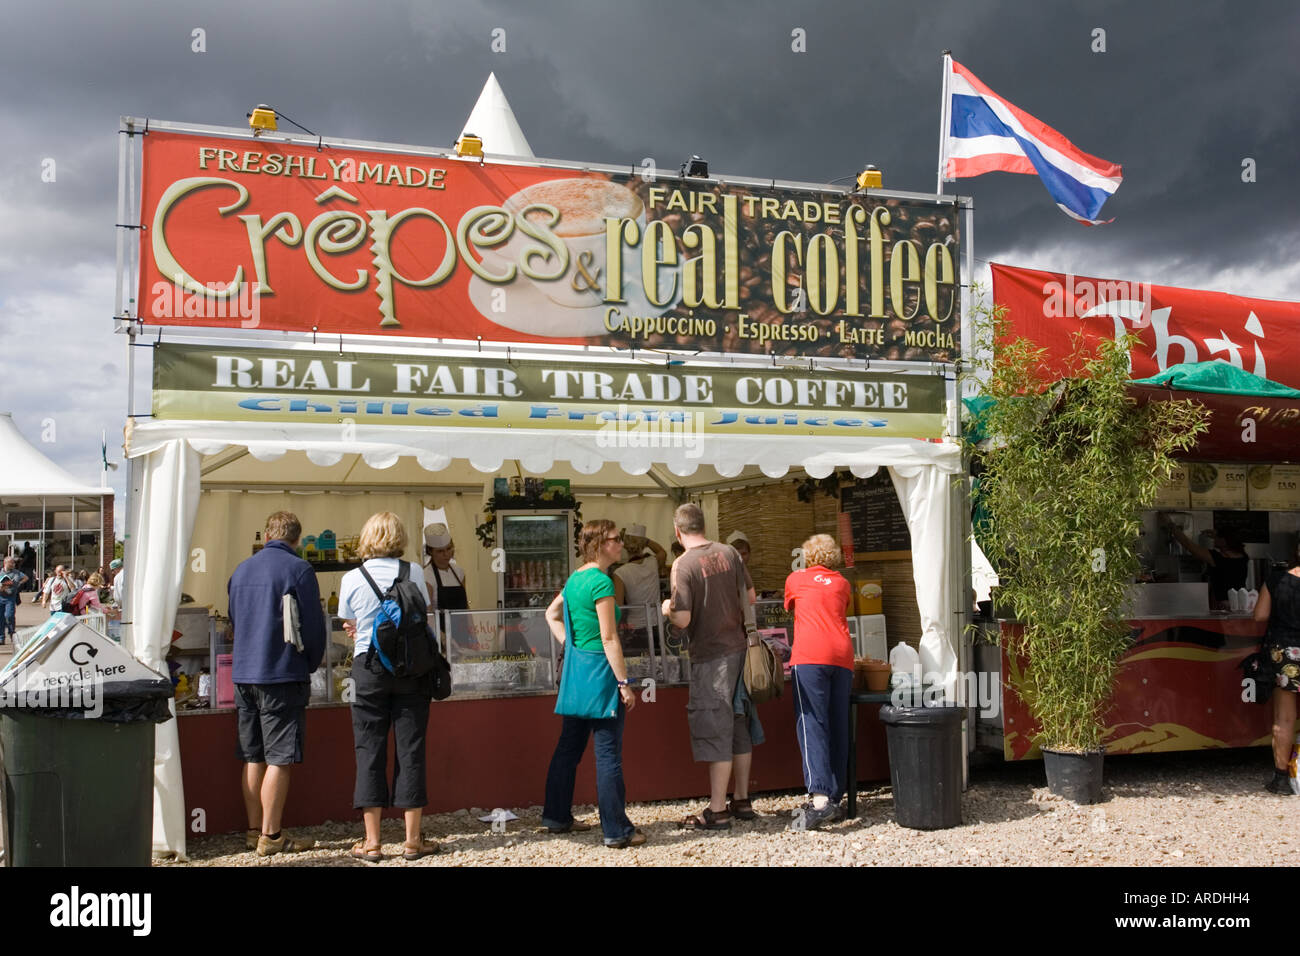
xmin=456 ymin=133 xmax=484 ymax=158
xmin=856 ymin=165 xmax=883 ymax=190
xmin=247 ymin=105 xmax=278 ymax=135
xmin=246 ymin=105 xmax=320 ymax=143
xmin=680 ymin=155 xmax=709 ymax=178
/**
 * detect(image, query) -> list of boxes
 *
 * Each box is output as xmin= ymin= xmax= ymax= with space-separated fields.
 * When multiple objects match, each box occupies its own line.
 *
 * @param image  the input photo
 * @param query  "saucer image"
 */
xmin=468 ymin=259 xmax=684 ymax=340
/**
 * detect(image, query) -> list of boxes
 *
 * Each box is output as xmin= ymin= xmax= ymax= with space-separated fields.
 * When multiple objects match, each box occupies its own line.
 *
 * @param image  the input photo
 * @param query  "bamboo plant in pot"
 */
xmin=969 ymin=315 xmax=1206 ymax=803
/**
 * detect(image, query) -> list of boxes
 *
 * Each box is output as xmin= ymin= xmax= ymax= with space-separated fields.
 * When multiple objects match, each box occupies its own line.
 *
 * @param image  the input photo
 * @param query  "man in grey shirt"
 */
xmin=663 ymin=503 xmax=759 ymax=830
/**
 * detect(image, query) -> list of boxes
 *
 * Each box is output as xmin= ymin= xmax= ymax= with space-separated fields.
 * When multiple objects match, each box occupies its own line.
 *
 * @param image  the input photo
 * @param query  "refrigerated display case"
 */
xmin=496 ymin=510 xmax=574 ymax=609
xmin=618 ymin=603 xmax=658 ymax=683
xmin=442 ymin=607 xmax=557 ymax=696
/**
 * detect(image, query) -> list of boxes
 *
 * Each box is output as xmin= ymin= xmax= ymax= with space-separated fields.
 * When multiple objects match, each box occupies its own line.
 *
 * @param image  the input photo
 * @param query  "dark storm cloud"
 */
xmin=0 ymin=0 xmax=1296 ymax=493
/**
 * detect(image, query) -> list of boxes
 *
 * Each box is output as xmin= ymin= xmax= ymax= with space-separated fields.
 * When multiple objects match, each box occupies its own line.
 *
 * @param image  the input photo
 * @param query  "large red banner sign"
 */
xmin=991 ymin=263 xmax=1300 ymax=388
xmin=137 ymin=130 xmax=963 ymax=360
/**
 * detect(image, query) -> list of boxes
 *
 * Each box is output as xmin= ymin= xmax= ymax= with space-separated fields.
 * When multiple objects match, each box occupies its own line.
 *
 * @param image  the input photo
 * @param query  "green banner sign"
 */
xmin=153 ymin=344 xmax=946 ymax=439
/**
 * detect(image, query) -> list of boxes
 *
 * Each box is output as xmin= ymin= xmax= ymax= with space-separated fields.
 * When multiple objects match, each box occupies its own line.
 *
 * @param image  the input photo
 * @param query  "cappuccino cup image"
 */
xmin=494 ymin=178 xmax=648 ymax=309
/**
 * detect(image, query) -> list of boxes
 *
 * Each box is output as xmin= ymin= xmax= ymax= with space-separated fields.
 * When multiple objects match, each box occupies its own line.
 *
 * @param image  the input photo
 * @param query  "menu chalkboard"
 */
xmin=840 ymin=472 xmax=912 ymax=559
xmin=1212 ymin=510 xmax=1270 ymax=545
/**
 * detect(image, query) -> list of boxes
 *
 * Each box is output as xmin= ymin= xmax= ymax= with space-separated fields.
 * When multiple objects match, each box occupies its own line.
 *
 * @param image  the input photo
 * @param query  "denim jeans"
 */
xmin=542 ymin=707 xmax=634 ymax=844
xmin=792 ymin=664 xmax=853 ymax=803
xmin=0 ymin=598 xmax=14 ymax=639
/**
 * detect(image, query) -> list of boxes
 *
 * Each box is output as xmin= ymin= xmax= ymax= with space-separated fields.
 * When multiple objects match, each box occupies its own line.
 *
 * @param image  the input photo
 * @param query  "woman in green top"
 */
xmin=541 ymin=519 xmax=645 ymax=848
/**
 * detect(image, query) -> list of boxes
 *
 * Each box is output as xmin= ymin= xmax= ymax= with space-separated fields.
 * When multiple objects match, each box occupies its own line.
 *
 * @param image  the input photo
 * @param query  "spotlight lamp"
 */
xmin=680 ymin=155 xmax=709 ymax=178
xmin=856 ymin=165 xmax=883 ymax=190
xmin=456 ymin=133 xmax=484 ymax=158
xmin=247 ymin=105 xmax=278 ymax=135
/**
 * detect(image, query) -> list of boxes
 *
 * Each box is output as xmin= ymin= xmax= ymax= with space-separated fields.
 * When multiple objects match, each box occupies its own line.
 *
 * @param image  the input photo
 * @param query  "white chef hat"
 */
xmin=423 ymin=523 xmax=452 ymax=548
xmin=726 ymin=529 xmax=750 ymax=547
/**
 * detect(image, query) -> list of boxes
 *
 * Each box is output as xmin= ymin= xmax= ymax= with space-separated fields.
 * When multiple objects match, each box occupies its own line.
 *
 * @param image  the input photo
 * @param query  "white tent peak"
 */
xmin=0 ymin=412 xmax=108 ymax=496
xmin=460 ymin=73 xmax=534 ymax=158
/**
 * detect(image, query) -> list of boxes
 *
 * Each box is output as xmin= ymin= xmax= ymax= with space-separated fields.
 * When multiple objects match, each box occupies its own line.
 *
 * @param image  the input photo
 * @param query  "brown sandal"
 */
xmin=682 ymin=807 xmax=731 ymax=830
xmin=728 ymin=798 xmax=758 ymax=820
xmin=403 ymin=838 xmax=440 ymax=860
xmin=350 ymin=841 xmax=383 ymax=863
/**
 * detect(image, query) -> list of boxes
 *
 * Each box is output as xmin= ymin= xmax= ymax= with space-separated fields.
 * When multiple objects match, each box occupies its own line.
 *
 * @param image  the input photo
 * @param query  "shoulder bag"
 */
xmin=739 ymin=555 xmax=783 ymax=703
xmin=554 ymin=592 xmax=620 ymax=720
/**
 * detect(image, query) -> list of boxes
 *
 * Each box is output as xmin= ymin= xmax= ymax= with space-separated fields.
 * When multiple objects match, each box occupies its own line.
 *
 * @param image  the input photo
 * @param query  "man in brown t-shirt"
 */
xmin=662 ymin=503 xmax=758 ymax=829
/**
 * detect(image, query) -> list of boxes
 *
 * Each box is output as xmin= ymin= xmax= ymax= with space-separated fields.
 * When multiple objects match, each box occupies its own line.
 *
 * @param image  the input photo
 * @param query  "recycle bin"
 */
xmin=0 ymin=614 xmax=173 ymax=866
xmin=878 ymin=703 xmax=963 ymax=830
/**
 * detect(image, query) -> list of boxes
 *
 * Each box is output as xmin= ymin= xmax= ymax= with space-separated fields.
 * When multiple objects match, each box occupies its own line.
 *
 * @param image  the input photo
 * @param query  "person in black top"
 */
xmin=1253 ymin=558 xmax=1300 ymax=795
xmin=422 ymin=523 xmax=469 ymax=645
xmin=1160 ymin=516 xmax=1249 ymax=609
xmin=19 ymin=543 xmax=37 ymax=592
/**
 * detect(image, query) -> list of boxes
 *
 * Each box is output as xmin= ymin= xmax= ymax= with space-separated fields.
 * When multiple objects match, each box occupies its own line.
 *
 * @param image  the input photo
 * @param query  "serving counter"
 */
xmin=172 ymin=603 xmax=893 ymax=833
xmin=988 ymin=611 xmax=1270 ymax=760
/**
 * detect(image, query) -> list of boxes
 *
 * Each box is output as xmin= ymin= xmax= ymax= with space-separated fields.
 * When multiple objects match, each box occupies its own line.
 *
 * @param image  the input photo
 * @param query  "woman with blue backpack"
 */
xmin=338 ymin=511 xmax=440 ymax=862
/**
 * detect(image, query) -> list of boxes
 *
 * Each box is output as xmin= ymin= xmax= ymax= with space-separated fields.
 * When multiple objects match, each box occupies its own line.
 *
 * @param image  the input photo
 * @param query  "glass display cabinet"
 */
xmin=442 ymin=607 xmax=557 ymax=696
xmin=496 ymin=511 xmax=574 ymax=610
xmin=618 ymin=603 xmax=658 ymax=683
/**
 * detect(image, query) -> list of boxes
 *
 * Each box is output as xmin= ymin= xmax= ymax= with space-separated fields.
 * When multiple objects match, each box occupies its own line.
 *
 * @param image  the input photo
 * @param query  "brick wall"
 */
xmin=101 ymin=493 xmax=115 ymax=568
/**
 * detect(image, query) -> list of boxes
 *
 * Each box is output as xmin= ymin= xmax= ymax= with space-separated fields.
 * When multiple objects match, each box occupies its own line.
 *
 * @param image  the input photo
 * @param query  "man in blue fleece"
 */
xmin=228 ymin=511 xmax=327 ymax=857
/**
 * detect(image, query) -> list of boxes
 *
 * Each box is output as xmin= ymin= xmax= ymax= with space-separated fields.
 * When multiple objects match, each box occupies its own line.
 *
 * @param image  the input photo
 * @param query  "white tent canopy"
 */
xmin=0 ymin=412 xmax=107 ymax=497
xmin=123 ymin=413 xmax=965 ymax=858
xmin=127 ymin=418 xmax=962 ymax=480
xmin=459 ymin=72 xmax=534 ymax=158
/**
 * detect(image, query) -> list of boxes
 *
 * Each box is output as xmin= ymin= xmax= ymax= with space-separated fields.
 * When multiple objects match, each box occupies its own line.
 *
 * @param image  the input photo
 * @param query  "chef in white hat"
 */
xmin=423 ymin=523 xmax=469 ymax=635
xmin=725 ymin=529 xmax=751 ymax=565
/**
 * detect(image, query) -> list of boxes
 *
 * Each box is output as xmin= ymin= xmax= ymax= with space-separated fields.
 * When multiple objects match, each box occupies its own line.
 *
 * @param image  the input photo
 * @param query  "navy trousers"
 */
xmin=541 ymin=708 xmax=635 ymax=844
xmin=792 ymin=664 xmax=853 ymax=802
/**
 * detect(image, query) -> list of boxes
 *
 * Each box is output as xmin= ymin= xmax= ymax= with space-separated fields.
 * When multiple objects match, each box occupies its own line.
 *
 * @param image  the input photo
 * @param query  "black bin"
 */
xmin=879 ymin=703 xmax=963 ymax=830
xmin=1 ymin=617 xmax=173 ymax=866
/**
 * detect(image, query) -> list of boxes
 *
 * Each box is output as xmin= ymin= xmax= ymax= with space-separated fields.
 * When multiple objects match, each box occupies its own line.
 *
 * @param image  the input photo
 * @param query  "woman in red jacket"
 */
xmin=784 ymin=534 xmax=855 ymax=830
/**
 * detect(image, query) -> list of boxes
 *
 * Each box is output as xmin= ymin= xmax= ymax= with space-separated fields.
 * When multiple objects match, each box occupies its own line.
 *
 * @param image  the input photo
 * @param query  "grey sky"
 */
xmin=1 ymin=0 xmax=1297 ymax=521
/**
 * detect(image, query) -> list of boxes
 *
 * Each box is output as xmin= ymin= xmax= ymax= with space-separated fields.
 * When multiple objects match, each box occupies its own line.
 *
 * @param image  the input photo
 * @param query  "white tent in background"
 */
xmin=459 ymin=72 xmax=534 ymax=158
xmin=0 ymin=412 xmax=111 ymax=573
xmin=0 ymin=412 xmax=106 ymax=497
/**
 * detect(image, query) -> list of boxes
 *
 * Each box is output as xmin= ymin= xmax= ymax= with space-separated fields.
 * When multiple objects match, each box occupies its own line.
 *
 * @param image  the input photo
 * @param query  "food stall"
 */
xmin=114 ymin=115 xmax=974 ymax=855
xmin=980 ymin=262 xmax=1300 ymax=759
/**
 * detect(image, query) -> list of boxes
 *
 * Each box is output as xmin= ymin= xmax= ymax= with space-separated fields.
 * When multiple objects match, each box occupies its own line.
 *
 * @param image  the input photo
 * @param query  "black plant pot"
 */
xmin=1042 ymin=748 xmax=1104 ymax=804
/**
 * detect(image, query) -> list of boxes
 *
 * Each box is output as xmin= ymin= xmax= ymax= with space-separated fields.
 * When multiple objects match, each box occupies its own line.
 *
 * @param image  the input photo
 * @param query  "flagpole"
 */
xmin=937 ymin=50 xmax=952 ymax=195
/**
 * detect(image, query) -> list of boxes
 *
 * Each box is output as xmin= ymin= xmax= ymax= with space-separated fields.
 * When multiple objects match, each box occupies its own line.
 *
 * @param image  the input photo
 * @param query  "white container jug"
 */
xmin=889 ymin=643 xmax=921 ymax=688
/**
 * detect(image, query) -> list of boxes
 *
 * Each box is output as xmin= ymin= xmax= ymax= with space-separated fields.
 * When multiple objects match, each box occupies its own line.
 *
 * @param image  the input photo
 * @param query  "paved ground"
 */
xmin=1 ymin=601 xmax=48 ymax=661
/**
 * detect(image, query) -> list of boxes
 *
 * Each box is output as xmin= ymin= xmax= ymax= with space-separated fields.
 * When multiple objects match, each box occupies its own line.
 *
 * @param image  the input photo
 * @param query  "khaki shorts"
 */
xmin=687 ymin=649 xmax=751 ymax=763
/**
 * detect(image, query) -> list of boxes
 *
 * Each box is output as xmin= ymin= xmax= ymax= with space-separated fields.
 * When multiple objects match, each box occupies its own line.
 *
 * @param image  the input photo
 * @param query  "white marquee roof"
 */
xmin=0 ymin=412 xmax=109 ymax=497
xmin=459 ymin=72 xmax=534 ymax=158
xmin=125 ymin=417 xmax=963 ymax=483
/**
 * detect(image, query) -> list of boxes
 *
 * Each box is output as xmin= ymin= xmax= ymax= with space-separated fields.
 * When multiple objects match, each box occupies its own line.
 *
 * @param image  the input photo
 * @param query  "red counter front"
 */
xmin=1000 ymin=616 xmax=1273 ymax=759
xmin=177 ymin=688 xmax=891 ymax=834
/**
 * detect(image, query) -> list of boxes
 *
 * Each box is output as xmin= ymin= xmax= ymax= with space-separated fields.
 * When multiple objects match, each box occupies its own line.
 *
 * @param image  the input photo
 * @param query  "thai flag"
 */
xmin=942 ymin=57 xmax=1123 ymax=225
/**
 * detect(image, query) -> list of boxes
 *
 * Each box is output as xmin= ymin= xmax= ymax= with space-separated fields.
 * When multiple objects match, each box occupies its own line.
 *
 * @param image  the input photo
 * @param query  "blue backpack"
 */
xmin=358 ymin=561 xmax=438 ymax=679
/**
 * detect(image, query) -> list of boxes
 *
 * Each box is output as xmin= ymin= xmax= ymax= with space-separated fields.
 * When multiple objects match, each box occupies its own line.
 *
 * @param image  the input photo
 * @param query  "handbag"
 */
xmin=737 ymin=556 xmax=783 ymax=703
xmin=554 ymin=596 xmax=619 ymax=720
xmin=1239 ymin=645 xmax=1276 ymax=704
xmin=429 ymin=629 xmax=453 ymax=701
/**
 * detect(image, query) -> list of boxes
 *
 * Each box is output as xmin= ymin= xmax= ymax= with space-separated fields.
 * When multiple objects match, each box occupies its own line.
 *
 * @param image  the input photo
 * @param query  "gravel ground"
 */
xmin=162 ymin=748 xmax=1296 ymax=867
